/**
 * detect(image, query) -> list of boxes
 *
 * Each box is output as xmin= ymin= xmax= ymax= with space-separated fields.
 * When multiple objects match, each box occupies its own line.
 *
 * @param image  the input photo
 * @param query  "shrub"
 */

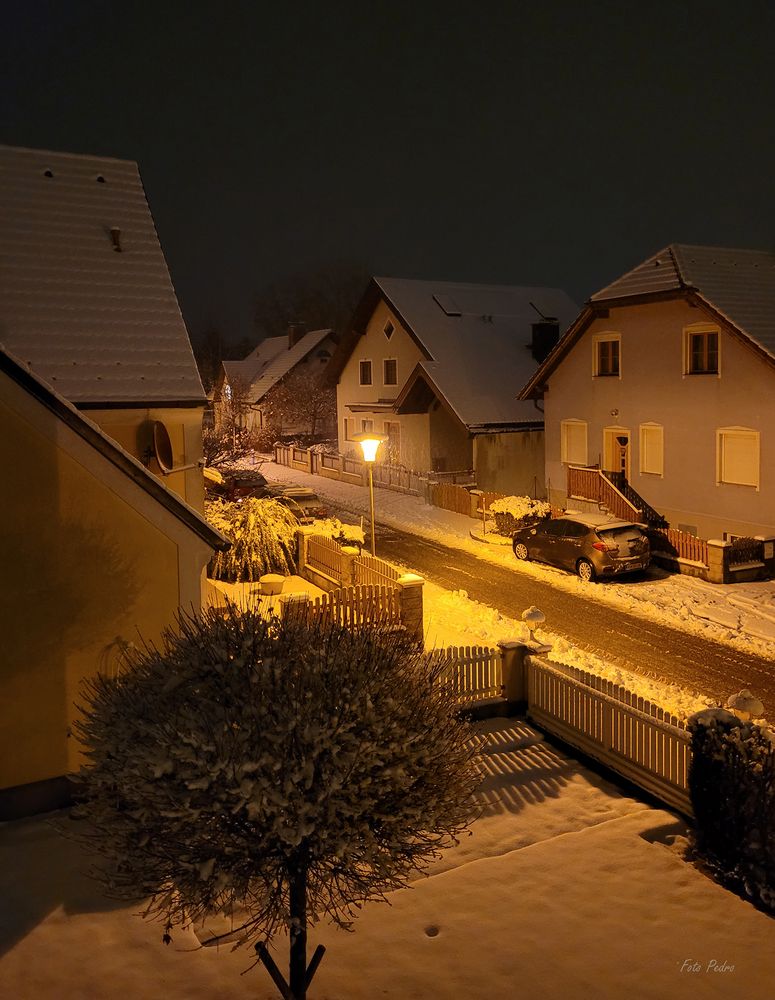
xmin=688 ymin=708 xmax=775 ymax=910
xmin=489 ymin=496 xmax=552 ymax=536
xmin=205 ymin=497 xmax=298 ymax=580
xmin=70 ymin=607 xmax=481 ymax=998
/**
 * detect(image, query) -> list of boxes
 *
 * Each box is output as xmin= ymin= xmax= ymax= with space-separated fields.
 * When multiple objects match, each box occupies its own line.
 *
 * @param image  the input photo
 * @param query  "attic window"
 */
xmin=43 ymin=169 xmax=54 ymax=178
xmin=383 ymin=321 xmax=394 ymax=340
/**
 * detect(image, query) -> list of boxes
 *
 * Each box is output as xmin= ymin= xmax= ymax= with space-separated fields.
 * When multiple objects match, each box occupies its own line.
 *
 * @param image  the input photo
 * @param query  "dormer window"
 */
xmin=593 ymin=334 xmax=620 ymax=377
xmin=685 ymin=326 xmax=719 ymax=375
xmin=383 ymin=321 xmax=394 ymax=340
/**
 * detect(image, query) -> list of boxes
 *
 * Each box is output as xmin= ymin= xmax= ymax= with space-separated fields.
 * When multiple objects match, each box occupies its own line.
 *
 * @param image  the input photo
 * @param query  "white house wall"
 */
xmin=544 ymin=298 xmax=775 ymax=539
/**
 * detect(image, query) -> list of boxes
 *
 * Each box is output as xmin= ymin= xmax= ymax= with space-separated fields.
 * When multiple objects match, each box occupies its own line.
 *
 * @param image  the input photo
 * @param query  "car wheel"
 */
xmin=577 ymin=559 xmax=596 ymax=583
xmin=514 ymin=542 xmax=529 ymax=561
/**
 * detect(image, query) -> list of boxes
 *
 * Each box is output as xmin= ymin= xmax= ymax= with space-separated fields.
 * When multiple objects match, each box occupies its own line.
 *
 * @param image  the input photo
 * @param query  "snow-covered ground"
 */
xmin=250 ymin=457 xmax=775 ymax=662
xmin=3 ymin=719 xmax=773 ymax=1000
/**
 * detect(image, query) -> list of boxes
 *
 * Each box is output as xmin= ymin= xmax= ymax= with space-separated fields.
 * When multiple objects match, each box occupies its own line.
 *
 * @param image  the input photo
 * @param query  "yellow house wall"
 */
xmin=1 ymin=377 xmax=212 ymax=793
xmin=337 ymin=299 xmax=427 ymax=465
xmin=86 ymin=406 xmax=205 ymax=512
xmin=544 ymin=298 xmax=775 ymax=538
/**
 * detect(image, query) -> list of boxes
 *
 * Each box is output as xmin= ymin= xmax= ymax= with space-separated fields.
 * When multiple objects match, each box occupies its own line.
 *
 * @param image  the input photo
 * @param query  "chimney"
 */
xmin=287 ymin=321 xmax=307 ymax=349
xmin=530 ymin=319 xmax=560 ymax=364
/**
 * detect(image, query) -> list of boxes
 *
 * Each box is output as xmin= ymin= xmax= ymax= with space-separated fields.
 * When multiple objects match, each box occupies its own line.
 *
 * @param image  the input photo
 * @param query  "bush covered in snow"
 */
xmin=71 ymin=606 xmax=480 ymax=998
xmin=488 ymin=496 xmax=552 ymax=536
xmin=312 ymin=517 xmax=365 ymax=549
xmin=205 ymin=497 xmax=298 ymax=580
xmin=689 ymin=708 xmax=775 ymax=911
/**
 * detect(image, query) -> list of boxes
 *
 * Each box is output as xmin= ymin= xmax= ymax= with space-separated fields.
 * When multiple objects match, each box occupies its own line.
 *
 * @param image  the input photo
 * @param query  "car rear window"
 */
xmin=599 ymin=526 xmax=645 ymax=547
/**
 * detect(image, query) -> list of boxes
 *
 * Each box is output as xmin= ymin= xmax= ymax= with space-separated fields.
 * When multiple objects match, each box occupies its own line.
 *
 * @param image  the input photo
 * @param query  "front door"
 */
xmin=603 ymin=428 xmax=630 ymax=480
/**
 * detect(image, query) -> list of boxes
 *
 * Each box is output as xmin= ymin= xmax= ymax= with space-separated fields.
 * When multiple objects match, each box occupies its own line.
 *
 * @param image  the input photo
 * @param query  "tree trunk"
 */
xmin=288 ymin=861 xmax=308 ymax=1000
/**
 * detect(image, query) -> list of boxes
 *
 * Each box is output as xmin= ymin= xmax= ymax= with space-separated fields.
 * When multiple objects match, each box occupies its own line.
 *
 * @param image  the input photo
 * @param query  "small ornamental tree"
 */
xmin=262 ymin=370 xmax=336 ymax=440
xmin=205 ymin=497 xmax=298 ymax=580
xmin=71 ymin=607 xmax=481 ymax=999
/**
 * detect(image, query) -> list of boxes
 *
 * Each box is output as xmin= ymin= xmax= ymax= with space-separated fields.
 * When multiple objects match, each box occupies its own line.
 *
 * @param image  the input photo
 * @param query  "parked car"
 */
xmin=512 ymin=513 xmax=650 ymax=582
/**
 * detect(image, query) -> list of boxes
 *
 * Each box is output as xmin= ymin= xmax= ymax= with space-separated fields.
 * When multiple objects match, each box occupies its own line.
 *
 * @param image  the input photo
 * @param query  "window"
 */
xmin=359 ymin=360 xmax=372 ymax=385
xmin=383 ymin=358 xmax=397 ymax=385
xmin=685 ymin=326 xmax=719 ymax=374
xmin=361 ymin=419 xmax=374 ymax=434
xmin=717 ymin=428 xmax=759 ymax=488
xmin=639 ymin=423 xmax=664 ymax=476
xmin=593 ymin=334 xmax=620 ymax=377
xmin=560 ymin=419 xmax=588 ymax=465
xmin=383 ymin=321 xmax=394 ymax=340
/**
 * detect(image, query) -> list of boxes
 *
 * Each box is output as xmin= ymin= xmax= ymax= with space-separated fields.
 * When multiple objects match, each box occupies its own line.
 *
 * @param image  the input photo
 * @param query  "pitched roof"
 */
xmin=591 ymin=243 xmax=775 ymax=359
xmin=1 ymin=344 xmax=228 ymax=551
xmin=371 ymin=277 xmax=579 ymax=426
xmin=520 ymin=243 xmax=775 ymax=399
xmin=0 ymin=145 xmax=205 ymax=405
xmin=223 ymin=329 xmax=333 ymax=402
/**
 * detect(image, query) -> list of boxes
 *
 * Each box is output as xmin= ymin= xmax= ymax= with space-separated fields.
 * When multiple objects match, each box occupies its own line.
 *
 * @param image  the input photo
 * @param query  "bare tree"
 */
xmin=261 ymin=369 xmax=336 ymax=440
xmin=70 ymin=607 xmax=481 ymax=999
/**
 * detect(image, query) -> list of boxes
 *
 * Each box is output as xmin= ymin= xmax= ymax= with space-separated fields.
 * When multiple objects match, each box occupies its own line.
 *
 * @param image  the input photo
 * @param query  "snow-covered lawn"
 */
xmin=3 ymin=717 xmax=772 ymax=999
xmin=250 ymin=457 xmax=775 ymax=662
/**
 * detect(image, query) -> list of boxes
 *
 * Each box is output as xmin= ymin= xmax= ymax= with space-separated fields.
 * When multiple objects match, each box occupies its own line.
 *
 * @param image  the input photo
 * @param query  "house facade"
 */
xmin=520 ymin=244 xmax=775 ymax=541
xmin=0 ymin=348 xmax=227 ymax=820
xmin=0 ymin=145 xmax=207 ymax=511
xmin=214 ymin=325 xmax=338 ymax=438
xmin=331 ymin=277 xmax=578 ymax=493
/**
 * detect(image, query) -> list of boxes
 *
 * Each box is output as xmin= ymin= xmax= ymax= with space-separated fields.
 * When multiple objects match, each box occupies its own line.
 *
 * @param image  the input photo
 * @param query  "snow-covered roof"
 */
xmin=374 ymin=277 xmax=578 ymax=427
xmin=0 ymin=145 xmax=205 ymax=405
xmin=1 ymin=344 xmax=227 ymax=551
xmin=223 ymin=329 xmax=333 ymax=402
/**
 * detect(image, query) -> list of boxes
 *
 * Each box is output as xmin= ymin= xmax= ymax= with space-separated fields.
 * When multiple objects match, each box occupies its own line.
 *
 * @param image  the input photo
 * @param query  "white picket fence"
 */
xmin=526 ymin=654 xmax=691 ymax=815
xmin=308 ymin=584 xmax=401 ymax=629
xmin=306 ymin=534 xmax=343 ymax=583
xmin=430 ymin=645 xmax=503 ymax=706
xmin=354 ymin=551 xmax=400 ymax=588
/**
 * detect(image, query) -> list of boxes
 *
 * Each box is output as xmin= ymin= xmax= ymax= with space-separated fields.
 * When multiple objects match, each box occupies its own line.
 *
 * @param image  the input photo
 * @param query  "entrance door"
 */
xmin=603 ymin=428 xmax=630 ymax=479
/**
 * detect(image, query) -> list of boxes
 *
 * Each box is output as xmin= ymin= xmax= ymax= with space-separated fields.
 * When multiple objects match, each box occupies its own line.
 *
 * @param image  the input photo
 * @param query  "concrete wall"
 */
xmin=474 ymin=429 xmax=545 ymax=496
xmin=428 ymin=401 xmax=471 ymax=472
xmin=1 ymin=372 xmax=213 ymax=812
xmin=544 ymin=298 xmax=775 ymax=539
xmin=87 ymin=405 xmax=205 ymax=512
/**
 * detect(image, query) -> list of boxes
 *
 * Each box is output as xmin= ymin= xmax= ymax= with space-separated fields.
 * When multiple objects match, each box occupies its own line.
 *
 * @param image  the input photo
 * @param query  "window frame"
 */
xmin=560 ymin=419 xmax=588 ymax=466
xmin=361 ymin=418 xmax=374 ymax=434
xmin=344 ymin=417 xmax=355 ymax=441
xmin=716 ymin=427 xmax=760 ymax=489
xmin=383 ymin=320 xmax=395 ymax=340
xmin=592 ymin=333 xmax=621 ymax=378
xmin=358 ymin=359 xmax=373 ymax=386
xmin=383 ymin=357 xmax=398 ymax=386
xmin=638 ymin=422 xmax=664 ymax=477
xmin=683 ymin=323 xmax=720 ymax=376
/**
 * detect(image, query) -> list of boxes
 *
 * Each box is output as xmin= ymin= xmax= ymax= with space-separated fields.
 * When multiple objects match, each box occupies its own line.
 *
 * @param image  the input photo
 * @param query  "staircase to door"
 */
xmin=566 ymin=466 xmax=666 ymax=526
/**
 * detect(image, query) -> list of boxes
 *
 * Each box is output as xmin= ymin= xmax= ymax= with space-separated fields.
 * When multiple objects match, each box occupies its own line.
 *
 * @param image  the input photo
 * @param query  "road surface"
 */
xmin=374 ymin=525 xmax=775 ymax=716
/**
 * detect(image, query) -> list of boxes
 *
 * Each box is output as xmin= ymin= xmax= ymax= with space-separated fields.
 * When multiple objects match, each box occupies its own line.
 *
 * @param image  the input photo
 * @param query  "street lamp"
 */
xmin=353 ymin=432 xmax=387 ymax=555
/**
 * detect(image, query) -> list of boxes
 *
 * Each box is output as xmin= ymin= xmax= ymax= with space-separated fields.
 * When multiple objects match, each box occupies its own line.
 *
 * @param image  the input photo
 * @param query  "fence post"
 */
xmin=755 ymin=535 xmax=775 ymax=577
xmin=396 ymin=572 xmax=424 ymax=645
xmin=500 ymin=640 xmax=552 ymax=710
xmin=707 ymin=539 xmax=731 ymax=584
xmin=295 ymin=526 xmax=313 ymax=575
xmin=340 ymin=545 xmax=358 ymax=588
xmin=469 ymin=488 xmax=483 ymax=520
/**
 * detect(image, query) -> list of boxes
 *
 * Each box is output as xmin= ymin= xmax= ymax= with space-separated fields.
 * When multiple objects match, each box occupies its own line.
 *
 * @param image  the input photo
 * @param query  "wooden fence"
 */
xmin=275 ymin=444 xmax=423 ymax=496
xmin=648 ymin=526 xmax=709 ymax=567
xmin=526 ymin=654 xmax=692 ymax=816
xmin=308 ymin=584 xmax=401 ymax=629
xmin=728 ymin=536 xmax=765 ymax=566
xmin=429 ymin=645 xmax=503 ymax=706
xmin=428 ymin=482 xmax=476 ymax=516
xmin=354 ymin=551 xmax=401 ymax=588
xmin=306 ymin=534 xmax=343 ymax=582
xmin=567 ymin=466 xmax=641 ymax=521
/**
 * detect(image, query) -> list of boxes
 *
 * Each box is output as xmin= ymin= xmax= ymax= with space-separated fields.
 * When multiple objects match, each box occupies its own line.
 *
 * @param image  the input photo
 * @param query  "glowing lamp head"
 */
xmin=353 ymin=432 xmax=388 ymax=463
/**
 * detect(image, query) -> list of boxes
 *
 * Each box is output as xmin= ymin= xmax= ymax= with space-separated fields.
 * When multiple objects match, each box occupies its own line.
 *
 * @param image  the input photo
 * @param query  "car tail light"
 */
xmin=592 ymin=541 xmax=618 ymax=552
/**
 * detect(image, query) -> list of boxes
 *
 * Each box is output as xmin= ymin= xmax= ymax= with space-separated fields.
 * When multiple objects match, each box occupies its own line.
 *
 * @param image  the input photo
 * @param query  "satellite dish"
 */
xmin=153 ymin=421 xmax=175 ymax=473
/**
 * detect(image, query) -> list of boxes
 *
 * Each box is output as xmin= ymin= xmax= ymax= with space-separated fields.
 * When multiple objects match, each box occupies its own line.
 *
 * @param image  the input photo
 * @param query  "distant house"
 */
xmin=519 ymin=244 xmax=775 ymax=541
xmin=213 ymin=324 xmax=338 ymax=437
xmin=0 ymin=346 xmax=228 ymax=820
xmin=328 ymin=278 xmax=578 ymax=494
xmin=0 ymin=144 xmax=207 ymax=511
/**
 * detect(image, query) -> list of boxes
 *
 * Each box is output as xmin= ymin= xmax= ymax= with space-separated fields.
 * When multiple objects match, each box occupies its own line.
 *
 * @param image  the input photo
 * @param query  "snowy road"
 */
xmin=375 ymin=525 xmax=775 ymax=715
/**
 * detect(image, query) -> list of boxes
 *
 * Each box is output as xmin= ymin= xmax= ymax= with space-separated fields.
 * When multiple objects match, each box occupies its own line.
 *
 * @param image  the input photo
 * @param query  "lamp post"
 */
xmin=353 ymin=432 xmax=387 ymax=556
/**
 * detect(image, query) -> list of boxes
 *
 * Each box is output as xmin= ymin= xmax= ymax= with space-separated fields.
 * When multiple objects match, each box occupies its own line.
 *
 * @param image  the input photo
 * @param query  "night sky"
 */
xmin=3 ymin=1 xmax=774 ymax=344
